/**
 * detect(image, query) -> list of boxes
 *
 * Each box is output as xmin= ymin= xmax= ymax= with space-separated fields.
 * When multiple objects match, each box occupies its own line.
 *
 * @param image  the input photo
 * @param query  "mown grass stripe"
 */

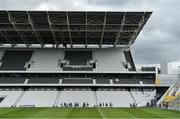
xmin=97 ymin=108 xmax=106 ymax=119
xmin=0 ymin=107 xmax=179 ymax=118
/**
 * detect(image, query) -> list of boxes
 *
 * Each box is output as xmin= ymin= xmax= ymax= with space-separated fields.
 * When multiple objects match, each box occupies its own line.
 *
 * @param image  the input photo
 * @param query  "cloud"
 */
xmin=0 ymin=0 xmax=179 ymax=66
xmin=132 ymin=0 xmax=180 ymax=64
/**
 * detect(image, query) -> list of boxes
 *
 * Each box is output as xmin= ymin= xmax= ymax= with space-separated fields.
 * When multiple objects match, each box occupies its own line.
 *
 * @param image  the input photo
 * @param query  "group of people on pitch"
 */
xmin=60 ymin=102 xmax=89 ymax=107
xmin=59 ymin=102 xmax=113 ymax=107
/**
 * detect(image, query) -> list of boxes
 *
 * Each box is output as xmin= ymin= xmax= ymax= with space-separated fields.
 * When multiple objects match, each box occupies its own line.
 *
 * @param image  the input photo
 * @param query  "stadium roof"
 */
xmin=0 ymin=11 xmax=152 ymax=48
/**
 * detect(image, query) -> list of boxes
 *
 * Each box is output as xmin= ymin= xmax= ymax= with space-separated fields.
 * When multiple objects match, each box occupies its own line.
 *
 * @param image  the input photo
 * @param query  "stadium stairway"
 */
xmin=132 ymin=90 xmax=156 ymax=107
xmin=16 ymin=91 xmax=58 ymax=107
xmin=93 ymin=91 xmax=98 ymax=106
xmin=129 ymin=90 xmax=138 ymax=106
xmin=13 ymin=90 xmax=26 ymax=107
xmin=157 ymin=85 xmax=180 ymax=105
xmin=58 ymin=91 xmax=96 ymax=107
xmin=157 ymin=85 xmax=174 ymax=105
xmin=54 ymin=91 xmax=61 ymax=107
xmin=0 ymin=91 xmax=23 ymax=107
xmin=96 ymin=91 xmax=134 ymax=107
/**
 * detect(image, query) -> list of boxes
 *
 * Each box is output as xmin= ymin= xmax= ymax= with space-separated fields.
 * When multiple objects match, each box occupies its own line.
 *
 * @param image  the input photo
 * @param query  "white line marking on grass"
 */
xmin=97 ymin=108 xmax=106 ymax=119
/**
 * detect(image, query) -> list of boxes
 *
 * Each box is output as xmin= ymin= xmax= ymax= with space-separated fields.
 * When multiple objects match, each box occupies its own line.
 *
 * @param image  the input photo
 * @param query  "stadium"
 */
xmin=0 ymin=10 xmax=179 ymax=118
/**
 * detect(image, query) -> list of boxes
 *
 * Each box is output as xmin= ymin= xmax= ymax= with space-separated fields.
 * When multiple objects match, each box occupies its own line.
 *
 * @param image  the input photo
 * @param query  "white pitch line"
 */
xmin=97 ymin=108 xmax=106 ymax=119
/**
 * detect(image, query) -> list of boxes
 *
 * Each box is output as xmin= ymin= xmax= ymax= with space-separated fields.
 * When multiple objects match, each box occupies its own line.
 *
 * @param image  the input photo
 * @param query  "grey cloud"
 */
xmin=132 ymin=0 xmax=180 ymax=64
xmin=87 ymin=0 xmax=153 ymax=7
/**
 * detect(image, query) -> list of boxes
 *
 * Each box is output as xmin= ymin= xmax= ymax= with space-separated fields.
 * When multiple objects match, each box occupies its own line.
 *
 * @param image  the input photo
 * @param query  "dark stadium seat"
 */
xmin=112 ymin=78 xmax=155 ymax=84
xmin=27 ymin=77 xmax=60 ymax=84
xmin=142 ymin=80 xmax=155 ymax=84
xmin=96 ymin=78 xmax=110 ymax=84
xmin=0 ymin=77 xmax=26 ymax=84
xmin=62 ymin=78 xmax=93 ymax=84
xmin=64 ymin=51 xmax=92 ymax=65
xmin=112 ymin=79 xmax=139 ymax=84
xmin=63 ymin=66 xmax=93 ymax=71
xmin=0 ymin=50 xmax=33 ymax=70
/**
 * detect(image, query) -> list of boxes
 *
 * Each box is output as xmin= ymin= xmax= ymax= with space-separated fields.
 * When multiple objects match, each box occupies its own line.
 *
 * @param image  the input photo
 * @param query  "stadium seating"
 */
xmin=94 ymin=48 xmax=128 ymax=71
xmin=0 ymin=50 xmax=33 ymax=70
xmin=0 ymin=11 xmax=158 ymax=109
xmin=112 ymin=78 xmax=154 ymax=84
xmin=96 ymin=78 xmax=110 ymax=84
xmin=58 ymin=91 xmax=96 ymax=107
xmin=63 ymin=66 xmax=93 ymax=71
xmin=28 ymin=49 xmax=64 ymax=71
xmin=62 ymin=78 xmax=93 ymax=84
xmin=143 ymin=80 xmax=155 ymax=84
xmin=131 ymin=90 xmax=151 ymax=106
xmin=0 ymin=91 xmax=23 ymax=107
xmin=64 ymin=51 xmax=92 ymax=65
xmin=0 ymin=89 xmax=157 ymax=107
xmin=0 ymin=77 xmax=26 ymax=84
xmin=131 ymin=89 xmax=156 ymax=107
xmin=96 ymin=91 xmax=134 ymax=107
xmin=27 ymin=77 xmax=60 ymax=84
xmin=112 ymin=78 xmax=139 ymax=84
xmin=17 ymin=91 xmax=58 ymax=107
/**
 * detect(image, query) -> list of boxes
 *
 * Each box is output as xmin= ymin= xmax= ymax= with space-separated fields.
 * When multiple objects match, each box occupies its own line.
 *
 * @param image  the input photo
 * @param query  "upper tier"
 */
xmin=0 ymin=11 xmax=152 ymax=48
xmin=0 ymin=48 xmax=135 ymax=72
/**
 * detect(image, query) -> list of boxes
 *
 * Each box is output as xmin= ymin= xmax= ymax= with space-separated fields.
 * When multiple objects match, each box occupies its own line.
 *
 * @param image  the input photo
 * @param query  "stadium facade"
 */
xmin=0 ymin=11 xmax=169 ymax=107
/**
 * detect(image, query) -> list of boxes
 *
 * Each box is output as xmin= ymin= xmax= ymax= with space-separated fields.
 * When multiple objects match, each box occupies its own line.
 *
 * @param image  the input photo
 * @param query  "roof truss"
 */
xmin=0 ymin=11 xmax=152 ymax=48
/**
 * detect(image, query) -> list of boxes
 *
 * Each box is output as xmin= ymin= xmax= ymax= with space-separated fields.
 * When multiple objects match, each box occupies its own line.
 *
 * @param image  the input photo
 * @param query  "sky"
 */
xmin=0 ymin=0 xmax=180 ymax=70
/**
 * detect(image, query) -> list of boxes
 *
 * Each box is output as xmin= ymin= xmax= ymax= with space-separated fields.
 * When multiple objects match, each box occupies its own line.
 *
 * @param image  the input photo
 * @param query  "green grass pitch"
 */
xmin=0 ymin=107 xmax=179 ymax=118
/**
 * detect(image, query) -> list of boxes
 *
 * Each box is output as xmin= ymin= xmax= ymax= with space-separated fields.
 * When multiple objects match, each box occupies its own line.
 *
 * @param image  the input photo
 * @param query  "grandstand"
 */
xmin=0 ymin=11 xmax=170 ymax=109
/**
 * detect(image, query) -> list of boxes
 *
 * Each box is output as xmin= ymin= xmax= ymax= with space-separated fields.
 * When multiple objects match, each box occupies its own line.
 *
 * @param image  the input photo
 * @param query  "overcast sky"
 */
xmin=0 ymin=0 xmax=180 ymax=66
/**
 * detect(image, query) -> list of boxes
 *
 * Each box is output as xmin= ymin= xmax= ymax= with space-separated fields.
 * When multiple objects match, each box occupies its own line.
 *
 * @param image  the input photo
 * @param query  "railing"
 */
xmin=156 ymin=85 xmax=175 ymax=106
xmin=168 ymin=95 xmax=180 ymax=111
